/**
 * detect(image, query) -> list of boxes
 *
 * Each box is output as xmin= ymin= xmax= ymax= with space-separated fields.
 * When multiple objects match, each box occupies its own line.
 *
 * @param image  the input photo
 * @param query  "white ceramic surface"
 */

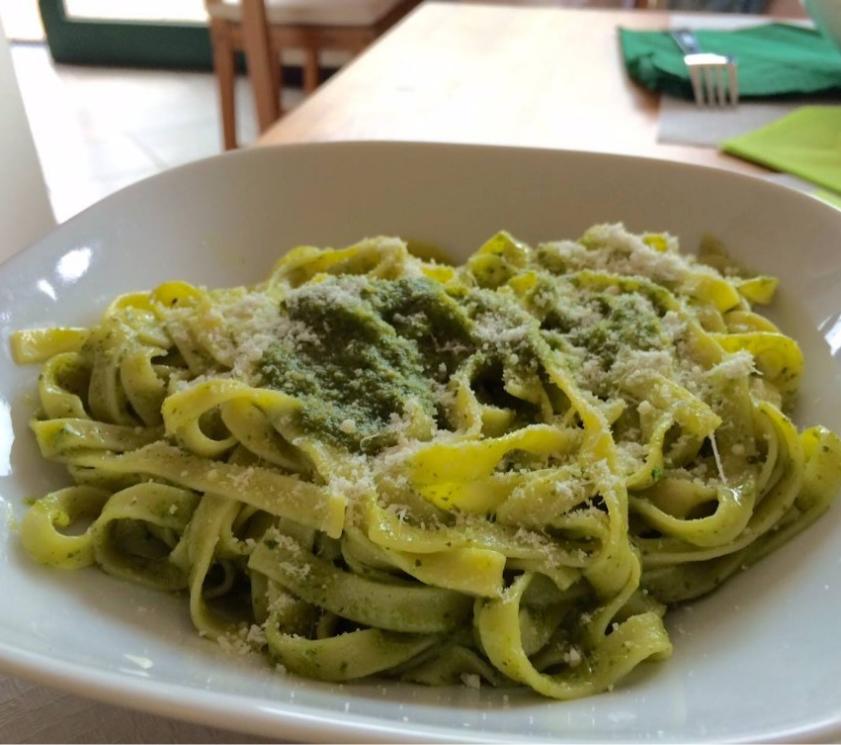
xmin=1 ymin=142 xmax=841 ymax=743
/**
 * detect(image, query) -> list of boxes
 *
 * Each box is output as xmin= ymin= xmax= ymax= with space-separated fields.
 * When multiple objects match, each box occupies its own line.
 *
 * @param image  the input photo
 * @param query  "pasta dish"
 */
xmin=12 ymin=224 xmax=841 ymax=698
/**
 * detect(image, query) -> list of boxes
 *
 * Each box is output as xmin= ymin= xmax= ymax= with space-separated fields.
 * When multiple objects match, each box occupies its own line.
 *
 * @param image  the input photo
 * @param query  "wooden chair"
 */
xmin=206 ymin=0 xmax=421 ymax=149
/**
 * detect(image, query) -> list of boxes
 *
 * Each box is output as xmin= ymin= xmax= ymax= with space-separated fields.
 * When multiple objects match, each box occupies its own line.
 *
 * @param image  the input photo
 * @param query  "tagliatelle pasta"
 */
xmin=12 ymin=224 xmax=841 ymax=697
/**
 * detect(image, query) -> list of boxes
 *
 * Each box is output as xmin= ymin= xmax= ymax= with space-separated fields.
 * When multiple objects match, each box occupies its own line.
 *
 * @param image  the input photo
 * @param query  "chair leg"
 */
xmin=270 ymin=38 xmax=284 ymax=116
xmin=303 ymin=46 xmax=320 ymax=94
xmin=242 ymin=0 xmax=281 ymax=133
xmin=210 ymin=19 xmax=238 ymax=150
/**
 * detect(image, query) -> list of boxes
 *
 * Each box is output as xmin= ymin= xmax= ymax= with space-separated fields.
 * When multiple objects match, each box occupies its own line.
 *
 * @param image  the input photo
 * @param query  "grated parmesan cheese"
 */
xmin=710 ymin=430 xmax=727 ymax=484
xmin=461 ymin=673 xmax=482 ymax=689
xmin=563 ymin=646 xmax=583 ymax=667
xmin=707 ymin=350 xmax=756 ymax=381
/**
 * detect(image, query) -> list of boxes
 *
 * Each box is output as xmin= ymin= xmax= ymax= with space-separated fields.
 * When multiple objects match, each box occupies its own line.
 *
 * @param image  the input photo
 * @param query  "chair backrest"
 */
xmin=0 ymin=21 xmax=54 ymax=263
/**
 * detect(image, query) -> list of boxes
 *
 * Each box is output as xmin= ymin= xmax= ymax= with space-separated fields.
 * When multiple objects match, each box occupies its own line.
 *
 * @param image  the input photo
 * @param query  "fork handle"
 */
xmin=671 ymin=28 xmax=702 ymax=55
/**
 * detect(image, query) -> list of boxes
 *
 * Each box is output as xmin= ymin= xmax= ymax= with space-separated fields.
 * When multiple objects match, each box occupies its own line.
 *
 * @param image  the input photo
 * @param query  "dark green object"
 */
xmin=619 ymin=23 xmax=841 ymax=99
xmin=667 ymin=0 xmax=767 ymax=10
xmin=38 ymin=0 xmax=216 ymax=70
xmin=36 ymin=0 xmax=331 ymax=84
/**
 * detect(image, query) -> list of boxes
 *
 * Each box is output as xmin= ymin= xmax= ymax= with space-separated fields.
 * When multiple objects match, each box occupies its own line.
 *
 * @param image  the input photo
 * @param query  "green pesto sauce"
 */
xmin=568 ymin=292 xmax=663 ymax=361
xmin=256 ymin=269 xmax=665 ymax=451
xmin=539 ymin=278 xmax=661 ymax=352
xmin=258 ymin=276 xmax=475 ymax=452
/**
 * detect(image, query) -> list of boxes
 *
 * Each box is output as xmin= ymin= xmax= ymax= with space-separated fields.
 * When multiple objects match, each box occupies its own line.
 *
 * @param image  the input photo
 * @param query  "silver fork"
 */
xmin=671 ymin=29 xmax=739 ymax=107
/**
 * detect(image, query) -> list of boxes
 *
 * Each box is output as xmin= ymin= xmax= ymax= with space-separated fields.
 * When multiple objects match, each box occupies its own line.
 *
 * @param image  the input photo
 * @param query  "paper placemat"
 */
xmin=656 ymin=15 xmax=820 ymax=149
xmin=657 ymin=97 xmax=812 ymax=147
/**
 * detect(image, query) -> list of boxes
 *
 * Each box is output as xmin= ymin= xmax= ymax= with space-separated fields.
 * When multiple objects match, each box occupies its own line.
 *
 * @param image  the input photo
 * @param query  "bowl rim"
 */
xmin=3 ymin=138 xmax=838 ymax=272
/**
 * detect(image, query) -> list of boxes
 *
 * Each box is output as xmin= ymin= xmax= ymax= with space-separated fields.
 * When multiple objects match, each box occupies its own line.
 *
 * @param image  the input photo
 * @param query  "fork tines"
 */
xmin=686 ymin=53 xmax=739 ymax=107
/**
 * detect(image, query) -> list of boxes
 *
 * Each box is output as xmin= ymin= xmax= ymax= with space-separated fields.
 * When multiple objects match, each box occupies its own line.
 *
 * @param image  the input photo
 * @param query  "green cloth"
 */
xmin=722 ymin=106 xmax=841 ymax=193
xmin=619 ymin=24 xmax=841 ymax=99
xmin=816 ymin=189 xmax=841 ymax=210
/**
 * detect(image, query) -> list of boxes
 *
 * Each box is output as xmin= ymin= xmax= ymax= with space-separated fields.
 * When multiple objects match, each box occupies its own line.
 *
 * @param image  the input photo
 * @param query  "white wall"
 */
xmin=0 ymin=19 xmax=54 ymax=262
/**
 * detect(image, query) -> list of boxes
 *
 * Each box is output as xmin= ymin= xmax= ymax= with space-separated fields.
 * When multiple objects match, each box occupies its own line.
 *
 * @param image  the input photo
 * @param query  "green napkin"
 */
xmin=620 ymin=24 xmax=841 ymax=99
xmin=722 ymin=106 xmax=841 ymax=193
xmin=816 ymin=188 xmax=841 ymax=209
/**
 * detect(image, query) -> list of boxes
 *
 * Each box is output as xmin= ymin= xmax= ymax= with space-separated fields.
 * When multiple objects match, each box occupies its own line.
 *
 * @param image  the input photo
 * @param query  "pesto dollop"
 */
xmin=258 ymin=276 xmax=474 ymax=451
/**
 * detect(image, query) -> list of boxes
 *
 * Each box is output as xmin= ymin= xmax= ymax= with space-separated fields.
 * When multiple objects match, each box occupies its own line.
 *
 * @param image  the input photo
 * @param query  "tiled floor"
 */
xmin=10 ymin=42 xmax=304 ymax=222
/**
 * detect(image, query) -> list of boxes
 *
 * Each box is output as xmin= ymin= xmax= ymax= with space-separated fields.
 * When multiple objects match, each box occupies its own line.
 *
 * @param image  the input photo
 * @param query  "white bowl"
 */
xmin=1 ymin=142 xmax=841 ymax=743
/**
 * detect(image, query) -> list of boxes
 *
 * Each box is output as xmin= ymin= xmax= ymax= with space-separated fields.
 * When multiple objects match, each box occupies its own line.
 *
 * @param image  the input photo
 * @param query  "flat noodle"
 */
xmin=13 ymin=224 xmax=841 ymax=697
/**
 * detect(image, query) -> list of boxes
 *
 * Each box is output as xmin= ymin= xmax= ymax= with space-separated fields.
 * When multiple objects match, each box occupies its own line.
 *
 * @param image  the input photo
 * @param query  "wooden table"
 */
xmin=258 ymin=1 xmax=768 ymax=175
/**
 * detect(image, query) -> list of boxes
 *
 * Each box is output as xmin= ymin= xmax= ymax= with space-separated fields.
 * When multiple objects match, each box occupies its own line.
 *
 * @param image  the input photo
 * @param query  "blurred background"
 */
xmin=0 ymin=0 xmax=809 ymax=222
